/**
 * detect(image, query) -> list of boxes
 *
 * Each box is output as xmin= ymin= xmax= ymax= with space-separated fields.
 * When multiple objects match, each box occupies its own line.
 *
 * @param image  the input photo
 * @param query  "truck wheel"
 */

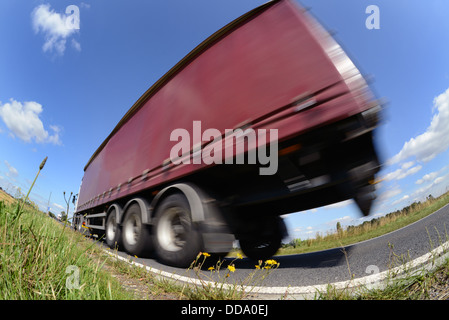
xmin=153 ymin=194 xmax=203 ymax=268
xmin=239 ymin=235 xmax=281 ymax=262
xmin=77 ymin=216 xmax=84 ymax=232
xmin=122 ymin=203 xmax=153 ymax=257
xmin=76 ymin=219 xmax=82 ymax=232
xmin=105 ymin=209 xmax=122 ymax=249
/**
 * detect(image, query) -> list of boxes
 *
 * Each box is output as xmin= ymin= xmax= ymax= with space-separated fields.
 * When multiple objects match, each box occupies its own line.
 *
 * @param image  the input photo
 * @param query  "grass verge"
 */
xmin=0 ymin=201 xmax=133 ymax=299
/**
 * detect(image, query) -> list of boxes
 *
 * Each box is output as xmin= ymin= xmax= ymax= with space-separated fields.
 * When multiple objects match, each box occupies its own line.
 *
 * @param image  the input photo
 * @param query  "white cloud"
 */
xmin=389 ymin=87 xmax=449 ymax=164
xmin=0 ymin=98 xmax=62 ymax=145
xmin=80 ymin=2 xmax=91 ymax=10
xmin=4 ymin=161 xmax=18 ymax=178
xmin=330 ymin=216 xmax=352 ymax=225
xmin=434 ymin=176 xmax=444 ymax=185
xmin=401 ymin=161 xmax=414 ymax=170
xmin=392 ymin=194 xmax=409 ymax=206
xmin=53 ymin=202 xmax=65 ymax=211
xmin=412 ymin=186 xmax=431 ymax=201
xmin=304 ymin=226 xmax=314 ymax=234
xmin=48 ymin=125 xmax=62 ymax=145
xmin=383 ymin=162 xmax=422 ymax=181
xmin=71 ymin=39 xmax=81 ymax=52
xmin=31 ymin=4 xmax=80 ymax=56
xmin=372 ymin=212 xmax=385 ymax=218
xmin=401 ymin=165 xmax=422 ymax=178
xmin=379 ymin=187 xmax=402 ymax=200
xmin=416 ymin=171 xmax=439 ymax=185
xmin=411 ymin=173 xmax=449 ymax=201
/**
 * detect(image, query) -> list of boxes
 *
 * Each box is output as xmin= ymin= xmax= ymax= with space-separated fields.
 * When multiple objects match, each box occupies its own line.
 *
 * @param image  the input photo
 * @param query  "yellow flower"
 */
xmin=208 ymin=266 xmax=215 ymax=271
xmin=227 ymin=264 xmax=236 ymax=273
xmin=202 ymin=252 xmax=211 ymax=257
xmin=255 ymin=265 xmax=260 ymax=269
xmin=237 ymin=253 xmax=243 ymax=259
xmin=265 ymin=259 xmax=277 ymax=265
xmin=134 ymin=255 xmax=138 ymax=259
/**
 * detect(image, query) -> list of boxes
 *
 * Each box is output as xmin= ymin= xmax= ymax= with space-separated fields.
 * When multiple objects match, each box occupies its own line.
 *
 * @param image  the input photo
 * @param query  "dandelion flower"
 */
xmin=237 ymin=253 xmax=243 ymax=259
xmin=255 ymin=265 xmax=260 ymax=269
xmin=203 ymin=252 xmax=211 ymax=257
xmin=265 ymin=259 xmax=277 ymax=265
xmin=208 ymin=266 xmax=215 ymax=271
xmin=227 ymin=264 xmax=236 ymax=273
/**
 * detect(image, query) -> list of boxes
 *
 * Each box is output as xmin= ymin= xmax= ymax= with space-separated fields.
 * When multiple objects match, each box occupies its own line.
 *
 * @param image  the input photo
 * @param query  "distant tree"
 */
xmin=289 ymin=238 xmax=301 ymax=248
xmin=336 ymin=221 xmax=342 ymax=233
xmin=60 ymin=211 xmax=68 ymax=222
xmin=346 ymin=225 xmax=355 ymax=234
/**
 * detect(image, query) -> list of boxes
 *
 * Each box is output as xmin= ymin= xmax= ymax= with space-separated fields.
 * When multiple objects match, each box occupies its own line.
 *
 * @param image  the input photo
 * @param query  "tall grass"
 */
xmin=0 ymin=200 xmax=131 ymax=299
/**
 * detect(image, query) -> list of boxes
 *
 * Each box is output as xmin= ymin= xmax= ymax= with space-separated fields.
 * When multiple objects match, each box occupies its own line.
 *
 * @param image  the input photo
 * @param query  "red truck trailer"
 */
xmin=73 ymin=0 xmax=381 ymax=267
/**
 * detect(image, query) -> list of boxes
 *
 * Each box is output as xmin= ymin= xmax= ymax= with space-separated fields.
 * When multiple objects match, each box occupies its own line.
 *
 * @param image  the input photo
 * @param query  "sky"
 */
xmin=0 ymin=1 xmax=448 ymax=239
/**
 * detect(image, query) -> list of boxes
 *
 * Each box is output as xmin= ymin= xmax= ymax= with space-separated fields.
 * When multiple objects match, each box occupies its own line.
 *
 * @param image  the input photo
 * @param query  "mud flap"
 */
xmin=348 ymin=160 xmax=379 ymax=216
xmin=200 ymin=201 xmax=235 ymax=254
xmin=202 ymin=233 xmax=235 ymax=253
xmin=353 ymin=184 xmax=376 ymax=216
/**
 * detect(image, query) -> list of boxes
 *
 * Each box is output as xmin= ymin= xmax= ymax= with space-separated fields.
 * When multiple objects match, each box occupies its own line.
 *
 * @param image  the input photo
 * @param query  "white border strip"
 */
xmin=103 ymin=239 xmax=449 ymax=299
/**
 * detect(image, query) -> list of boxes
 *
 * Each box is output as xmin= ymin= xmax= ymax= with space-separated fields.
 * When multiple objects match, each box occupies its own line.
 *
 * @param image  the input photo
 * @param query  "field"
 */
xmin=0 ymin=189 xmax=15 ymax=206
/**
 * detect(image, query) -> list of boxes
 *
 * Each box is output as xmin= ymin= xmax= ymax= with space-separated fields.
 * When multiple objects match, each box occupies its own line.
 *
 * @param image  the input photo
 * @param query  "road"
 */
xmin=107 ymin=203 xmax=449 ymax=290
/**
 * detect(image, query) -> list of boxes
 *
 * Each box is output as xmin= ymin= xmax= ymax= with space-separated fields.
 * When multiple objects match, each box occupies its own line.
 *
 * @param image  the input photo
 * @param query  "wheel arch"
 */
xmin=150 ymin=183 xmax=206 ymax=222
xmin=107 ymin=203 xmax=124 ymax=225
xmin=122 ymin=198 xmax=151 ymax=225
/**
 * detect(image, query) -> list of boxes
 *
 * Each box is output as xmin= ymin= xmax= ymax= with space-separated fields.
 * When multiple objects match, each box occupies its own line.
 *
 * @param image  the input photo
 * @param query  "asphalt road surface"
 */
xmin=108 ymin=203 xmax=449 ymax=288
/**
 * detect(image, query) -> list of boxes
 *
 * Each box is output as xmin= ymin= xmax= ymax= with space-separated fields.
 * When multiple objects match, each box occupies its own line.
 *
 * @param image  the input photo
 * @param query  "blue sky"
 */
xmin=0 ymin=1 xmax=448 ymax=240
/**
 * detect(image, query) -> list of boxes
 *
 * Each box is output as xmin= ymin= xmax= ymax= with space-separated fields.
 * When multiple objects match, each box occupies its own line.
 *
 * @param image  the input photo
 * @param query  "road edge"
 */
xmin=102 ymin=236 xmax=449 ymax=300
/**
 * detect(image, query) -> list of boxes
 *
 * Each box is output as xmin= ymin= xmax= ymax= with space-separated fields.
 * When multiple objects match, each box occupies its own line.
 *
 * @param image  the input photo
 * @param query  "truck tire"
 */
xmin=239 ymin=235 xmax=281 ymax=262
xmin=153 ymin=193 xmax=203 ymax=268
xmin=76 ymin=218 xmax=83 ymax=232
xmin=105 ymin=209 xmax=122 ymax=249
xmin=122 ymin=203 xmax=153 ymax=257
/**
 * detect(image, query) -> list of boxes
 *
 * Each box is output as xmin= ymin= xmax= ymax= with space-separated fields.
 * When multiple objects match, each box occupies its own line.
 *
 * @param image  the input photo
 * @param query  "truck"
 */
xmin=73 ymin=0 xmax=381 ymax=268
